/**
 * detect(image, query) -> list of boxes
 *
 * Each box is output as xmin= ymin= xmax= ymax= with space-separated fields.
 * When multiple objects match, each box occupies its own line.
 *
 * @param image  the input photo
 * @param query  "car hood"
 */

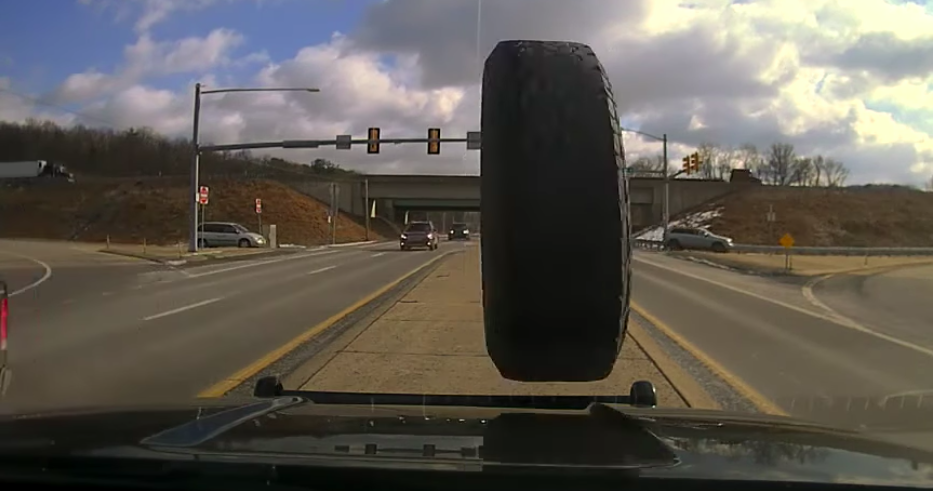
xmin=1 ymin=399 xmax=933 ymax=485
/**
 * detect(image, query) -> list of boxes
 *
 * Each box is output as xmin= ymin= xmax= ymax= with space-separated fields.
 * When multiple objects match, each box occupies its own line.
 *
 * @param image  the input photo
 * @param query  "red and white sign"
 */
xmin=198 ymin=186 xmax=209 ymax=205
xmin=255 ymin=198 xmax=262 ymax=214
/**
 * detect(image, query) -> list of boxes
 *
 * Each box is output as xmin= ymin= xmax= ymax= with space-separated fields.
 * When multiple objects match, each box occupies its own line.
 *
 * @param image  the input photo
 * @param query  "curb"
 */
xmin=100 ymin=247 xmax=299 ymax=267
xmin=627 ymin=318 xmax=721 ymax=410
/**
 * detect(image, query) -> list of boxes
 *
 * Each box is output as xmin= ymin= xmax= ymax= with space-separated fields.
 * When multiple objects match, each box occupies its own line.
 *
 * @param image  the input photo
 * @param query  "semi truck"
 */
xmin=0 ymin=161 xmax=75 ymax=183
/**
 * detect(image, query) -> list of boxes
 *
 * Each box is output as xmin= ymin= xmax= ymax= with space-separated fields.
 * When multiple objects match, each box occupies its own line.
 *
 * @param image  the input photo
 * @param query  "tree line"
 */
xmin=0 ymin=119 xmax=358 ymax=180
xmin=629 ymin=141 xmax=850 ymax=187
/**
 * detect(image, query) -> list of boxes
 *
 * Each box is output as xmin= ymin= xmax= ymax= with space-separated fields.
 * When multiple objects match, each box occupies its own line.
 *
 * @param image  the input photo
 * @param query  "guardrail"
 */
xmin=632 ymin=239 xmax=933 ymax=256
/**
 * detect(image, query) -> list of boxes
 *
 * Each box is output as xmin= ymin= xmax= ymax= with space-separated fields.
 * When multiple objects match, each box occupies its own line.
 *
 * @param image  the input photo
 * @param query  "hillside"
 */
xmin=0 ymin=178 xmax=388 ymax=246
xmin=639 ymin=186 xmax=933 ymax=247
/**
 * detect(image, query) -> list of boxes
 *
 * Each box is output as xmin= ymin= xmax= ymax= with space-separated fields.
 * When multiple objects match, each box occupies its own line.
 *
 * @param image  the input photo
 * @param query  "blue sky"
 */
xmin=0 ymin=0 xmax=374 ymax=94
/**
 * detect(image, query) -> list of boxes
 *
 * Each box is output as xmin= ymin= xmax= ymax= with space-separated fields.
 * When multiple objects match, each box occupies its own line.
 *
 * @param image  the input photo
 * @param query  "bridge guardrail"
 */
xmin=631 ymin=239 xmax=933 ymax=256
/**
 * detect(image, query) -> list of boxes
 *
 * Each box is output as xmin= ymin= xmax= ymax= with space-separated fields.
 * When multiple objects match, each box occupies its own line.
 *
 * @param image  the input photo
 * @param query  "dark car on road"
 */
xmin=400 ymin=221 xmax=439 ymax=251
xmin=448 ymin=222 xmax=471 ymax=241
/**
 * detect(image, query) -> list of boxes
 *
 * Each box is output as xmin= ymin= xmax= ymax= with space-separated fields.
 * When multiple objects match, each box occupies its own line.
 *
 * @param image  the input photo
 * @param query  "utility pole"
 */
xmin=189 ymin=83 xmax=202 ymax=253
xmin=189 ymin=85 xmax=319 ymax=252
xmin=662 ymin=133 xmax=669 ymax=244
xmin=364 ymin=179 xmax=370 ymax=241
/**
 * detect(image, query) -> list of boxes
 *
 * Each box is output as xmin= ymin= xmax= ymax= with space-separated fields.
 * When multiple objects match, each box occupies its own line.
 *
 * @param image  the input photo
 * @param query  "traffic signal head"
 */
xmin=367 ymin=127 xmax=380 ymax=154
xmin=428 ymin=127 xmax=440 ymax=155
xmin=682 ymin=156 xmax=691 ymax=174
xmin=689 ymin=152 xmax=700 ymax=173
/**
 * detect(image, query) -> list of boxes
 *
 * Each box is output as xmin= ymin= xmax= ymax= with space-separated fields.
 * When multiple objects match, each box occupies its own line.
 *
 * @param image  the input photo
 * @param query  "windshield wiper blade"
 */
xmin=251 ymin=376 xmax=658 ymax=409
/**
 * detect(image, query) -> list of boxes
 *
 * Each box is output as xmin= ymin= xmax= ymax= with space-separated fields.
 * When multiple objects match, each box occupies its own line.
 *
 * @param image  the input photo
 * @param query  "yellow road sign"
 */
xmin=779 ymin=233 xmax=794 ymax=248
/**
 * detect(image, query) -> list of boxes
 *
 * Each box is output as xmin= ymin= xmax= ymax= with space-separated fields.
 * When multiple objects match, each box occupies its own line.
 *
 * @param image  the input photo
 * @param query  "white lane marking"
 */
xmin=143 ymin=297 xmax=224 ymax=321
xmin=0 ymin=249 xmax=53 ymax=297
xmin=185 ymin=250 xmax=339 ymax=278
xmin=305 ymin=265 xmax=337 ymax=276
xmin=371 ymin=252 xmax=386 ymax=258
xmin=634 ymin=255 xmax=933 ymax=359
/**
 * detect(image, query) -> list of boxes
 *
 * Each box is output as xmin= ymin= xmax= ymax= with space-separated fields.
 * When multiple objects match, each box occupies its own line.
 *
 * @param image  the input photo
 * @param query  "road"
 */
xmin=810 ymin=264 xmax=933 ymax=349
xmin=4 ymin=238 xmax=933 ymax=449
xmin=631 ymin=251 xmax=933 ymax=436
xmin=0 ymin=239 xmax=461 ymax=414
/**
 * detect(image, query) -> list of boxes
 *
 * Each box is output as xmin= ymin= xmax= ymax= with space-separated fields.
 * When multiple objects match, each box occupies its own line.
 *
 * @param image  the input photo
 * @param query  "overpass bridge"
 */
xmin=290 ymin=174 xmax=757 ymax=230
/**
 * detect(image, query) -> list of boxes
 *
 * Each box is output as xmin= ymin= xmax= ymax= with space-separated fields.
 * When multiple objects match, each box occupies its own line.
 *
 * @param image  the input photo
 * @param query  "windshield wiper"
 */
xmin=251 ymin=376 xmax=658 ymax=409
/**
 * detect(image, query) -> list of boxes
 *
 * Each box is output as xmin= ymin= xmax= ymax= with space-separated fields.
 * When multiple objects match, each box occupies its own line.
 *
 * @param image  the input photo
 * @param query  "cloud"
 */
xmin=6 ymin=0 xmax=933 ymax=182
xmin=51 ymin=28 xmax=247 ymax=103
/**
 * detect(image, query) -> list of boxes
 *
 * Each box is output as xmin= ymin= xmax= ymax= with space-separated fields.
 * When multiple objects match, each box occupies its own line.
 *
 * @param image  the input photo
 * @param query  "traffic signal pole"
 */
xmin=662 ymin=133 xmax=669 ymax=244
xmin=189 ymin=83 xmax=202 ymax=253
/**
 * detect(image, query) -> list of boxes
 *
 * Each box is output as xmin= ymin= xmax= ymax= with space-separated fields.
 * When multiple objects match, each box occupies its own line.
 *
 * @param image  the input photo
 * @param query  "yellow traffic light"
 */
xmin=367 ymin=127 xmax=380 ymax=154
xmin=682 ymin=155 xmax=691 ymax=174
xmin=689 ymin=152 xmax=700 ymax=173
xmin=427 ymin=127 xmax=440 ymax=155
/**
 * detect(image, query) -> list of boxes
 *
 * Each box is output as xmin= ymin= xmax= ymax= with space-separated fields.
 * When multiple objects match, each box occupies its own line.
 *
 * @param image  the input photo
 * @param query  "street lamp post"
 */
xmin=620 ymin=128 xmax=669 ymax=243
xmin=189 ymin=84 xmax=320 ymax=252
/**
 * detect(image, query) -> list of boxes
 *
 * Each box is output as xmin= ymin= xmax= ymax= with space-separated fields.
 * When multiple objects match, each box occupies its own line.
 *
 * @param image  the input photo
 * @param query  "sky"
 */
xmin=1 ymin=0 xmax=932 ymax=184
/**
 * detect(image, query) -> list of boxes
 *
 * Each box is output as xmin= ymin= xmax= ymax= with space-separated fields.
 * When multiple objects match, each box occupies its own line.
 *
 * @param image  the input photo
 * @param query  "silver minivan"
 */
xmin=665 ymin=227 xmax=733 ymax=253
xmin=197 ymin=221 xmax=266 ymax=248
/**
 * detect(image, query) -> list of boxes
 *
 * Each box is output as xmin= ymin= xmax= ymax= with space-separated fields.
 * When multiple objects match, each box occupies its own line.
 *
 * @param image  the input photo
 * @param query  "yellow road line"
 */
xmin=197 ymin=251 xmax=455 ymax=398
xmin=631 ymin=301 xmax=788 ymax=416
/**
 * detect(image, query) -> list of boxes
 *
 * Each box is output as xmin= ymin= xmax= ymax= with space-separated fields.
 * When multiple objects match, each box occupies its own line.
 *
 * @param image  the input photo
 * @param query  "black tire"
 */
xmin=197 ymin=238 xmax=208 ymax=248
xmin=666 ymin=239 xmax=682 ymax=251
xmin=711 ymin=242 xmax=727 ymax=253
xmin=481 ymin=40 xmax=631 ymax=382
xmin=238 ymin=238 xmax=250 ymax=248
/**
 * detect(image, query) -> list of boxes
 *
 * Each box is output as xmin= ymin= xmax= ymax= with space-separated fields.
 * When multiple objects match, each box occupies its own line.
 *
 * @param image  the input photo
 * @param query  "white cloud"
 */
xmin=6 ymin=0 xmax=933 ymax=182
xmin=52 ymin=28 xmax=246 ymax=104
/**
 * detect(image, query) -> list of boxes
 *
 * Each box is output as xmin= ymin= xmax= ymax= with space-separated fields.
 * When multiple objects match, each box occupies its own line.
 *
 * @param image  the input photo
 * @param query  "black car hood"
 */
xmin=2 ymin=398 xmax=933 ymax=486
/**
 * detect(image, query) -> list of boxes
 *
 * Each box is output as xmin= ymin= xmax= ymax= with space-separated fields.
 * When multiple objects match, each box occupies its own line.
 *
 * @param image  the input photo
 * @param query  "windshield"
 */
xmin=405 ymin=223 xmax=432 ymax=232
xmin=1 ymin=0 xmax=933 ymax=483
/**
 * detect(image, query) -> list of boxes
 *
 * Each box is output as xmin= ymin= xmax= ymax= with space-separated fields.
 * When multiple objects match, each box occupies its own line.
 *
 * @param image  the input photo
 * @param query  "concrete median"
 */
xmin=286 ymin=244 xmax=716 ymax=408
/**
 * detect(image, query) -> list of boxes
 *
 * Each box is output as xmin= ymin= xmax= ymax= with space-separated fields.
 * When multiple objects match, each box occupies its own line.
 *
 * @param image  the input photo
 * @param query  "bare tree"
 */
xmin=763 ymin=142 xmax=795 ymax=186
xmin=823 ymin=158 xmax=849 ymax=187
xmin=790 ymin=157 xmax=815 ymax=186
xmin=737 ymin=143 xmax=763 ymax=178
xmin=697 ymin=142 xmax=720 ymax=179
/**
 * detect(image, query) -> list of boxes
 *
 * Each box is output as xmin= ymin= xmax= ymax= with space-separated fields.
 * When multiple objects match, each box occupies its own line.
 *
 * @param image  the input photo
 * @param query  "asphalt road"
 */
xmin=631 ymin=251 xmax=933 ymax=437
xmin=0 ymin=239 xmax=463 ymax=414
xmin=811 ymin=264 xmax=933 ymax=350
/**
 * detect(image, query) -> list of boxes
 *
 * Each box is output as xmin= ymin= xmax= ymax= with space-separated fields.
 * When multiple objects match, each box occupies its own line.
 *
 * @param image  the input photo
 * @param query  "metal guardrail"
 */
xmin=729 ymin=244 xmax=933 ymax=256
xmin=632 ymin=239 xmax=933 ymax=256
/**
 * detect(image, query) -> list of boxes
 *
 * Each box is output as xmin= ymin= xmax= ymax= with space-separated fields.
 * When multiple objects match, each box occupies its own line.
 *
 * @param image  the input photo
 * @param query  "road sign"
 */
xmin=198 ymin=186 xmax=209 ymax=205
xmin=336 ymin=134 xmax=351 ymax=150
xmin=255 ymin=198 xmax=262 ymax=214
xmin=779 ymin=233 xmax=794 ymax=248
xmin=466 ymin=131 xmax=481 ymax=150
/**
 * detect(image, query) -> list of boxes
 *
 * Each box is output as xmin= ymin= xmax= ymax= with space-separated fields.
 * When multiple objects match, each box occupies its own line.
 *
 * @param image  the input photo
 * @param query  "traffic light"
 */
xmin=427 ymin=128 xmax=440 ymax=155
xmin=682 ymin=152 xmax=701 ymax=174
xmin=367 ymin=127 xmax=380 ymax=154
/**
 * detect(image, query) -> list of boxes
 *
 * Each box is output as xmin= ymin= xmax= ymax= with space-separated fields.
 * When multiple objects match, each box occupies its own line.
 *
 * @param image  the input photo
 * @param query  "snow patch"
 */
xmin=635 ymin=208 xmax=723 ymax=241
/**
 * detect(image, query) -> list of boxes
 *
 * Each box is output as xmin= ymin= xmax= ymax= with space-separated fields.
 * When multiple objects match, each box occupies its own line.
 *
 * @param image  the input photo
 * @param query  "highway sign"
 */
xmin=336 ymin=134 xmax=351 ymax=150
xmin=255 ymin=198 xmax=262 ymax=214
xmin=198 ymin=186 xmax=209 ymax=205
xmin=779 ymin=233 xmax=794 ymax=248
xmin=466 ymin=131 xmax=481 ymax=150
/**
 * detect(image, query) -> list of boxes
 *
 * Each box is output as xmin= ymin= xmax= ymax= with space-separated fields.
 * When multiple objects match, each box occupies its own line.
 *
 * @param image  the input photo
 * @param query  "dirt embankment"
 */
xmin=0 ymin=177 xmax=388 ymax=246
xmin=703 ymin=186 xmax=933 ymax=247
